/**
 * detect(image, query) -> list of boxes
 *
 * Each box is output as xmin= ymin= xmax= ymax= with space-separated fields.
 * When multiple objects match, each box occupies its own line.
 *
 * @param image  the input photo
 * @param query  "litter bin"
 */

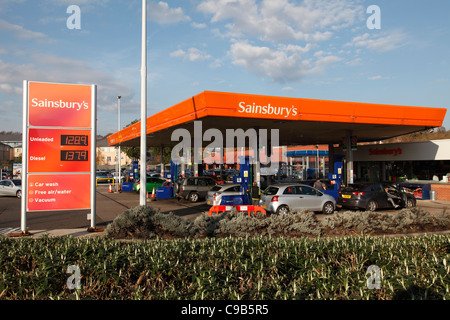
xmin=430 ymin=190 xmax=437 ymax=201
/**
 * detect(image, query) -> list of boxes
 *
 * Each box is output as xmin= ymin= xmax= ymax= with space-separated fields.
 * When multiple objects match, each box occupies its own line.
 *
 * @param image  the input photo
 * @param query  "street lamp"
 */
xmin=117 ymin=95 xmax=121 ymax=191
xmin=140 ymin=0 xmax=147 ymax=206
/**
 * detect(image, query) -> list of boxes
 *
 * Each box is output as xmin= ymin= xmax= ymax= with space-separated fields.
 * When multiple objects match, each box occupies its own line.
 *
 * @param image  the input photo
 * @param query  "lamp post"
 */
xmin=117 ymin=95 xmax=121 ymax=191
xmin=140 ymin=0 xmax=147 ymax=206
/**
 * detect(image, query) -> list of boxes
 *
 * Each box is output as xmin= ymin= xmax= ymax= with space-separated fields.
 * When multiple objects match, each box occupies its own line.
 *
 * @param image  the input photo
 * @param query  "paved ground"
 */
xmin=2 ymin=184 xmax=450 ymax=238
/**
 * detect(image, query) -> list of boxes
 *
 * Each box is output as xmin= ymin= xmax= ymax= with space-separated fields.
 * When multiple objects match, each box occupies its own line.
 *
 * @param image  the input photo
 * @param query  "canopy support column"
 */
xmin=346 ymin=131 xmax=354 ymax=185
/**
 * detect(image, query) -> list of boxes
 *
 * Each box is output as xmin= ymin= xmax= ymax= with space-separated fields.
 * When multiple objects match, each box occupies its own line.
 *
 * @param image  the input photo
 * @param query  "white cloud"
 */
xmin=198 ymin=0 xmax=363 ymax=42
xmin=196 ymin=0 xmax=364 ymax=83
xmin=0 ymin=54 xmax=134 ymax=110
xmin=149 ymin=1 xmax=190 ymax=24
xmin=191 ymin=22 xmax=207 ymax=29
xmin=228 ymin=41 xmax=341 ymax=83
xmin=368 ymin=75 xmax=391 ymax=80
xmin=170 ymin=48 xmax=211 ymax=62
xmin=0 ymin=19 xmax=47 ymax=41
xmin=348 ymin=31 xmax=408 ymax=53
xmin=170 ymin=49 xmax=186 ymax=58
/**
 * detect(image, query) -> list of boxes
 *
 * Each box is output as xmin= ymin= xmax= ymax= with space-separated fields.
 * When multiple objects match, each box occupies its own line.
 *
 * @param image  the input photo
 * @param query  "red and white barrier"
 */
xmin=208 ymin=205 xmax=266 ymax=217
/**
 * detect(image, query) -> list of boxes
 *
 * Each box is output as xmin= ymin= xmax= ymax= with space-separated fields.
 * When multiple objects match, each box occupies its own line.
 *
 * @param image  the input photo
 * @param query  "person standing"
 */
xmin=313 ymin=178 xmax=326 ymax=191
xmin=250 ymin=181 xmax=261 ymax=206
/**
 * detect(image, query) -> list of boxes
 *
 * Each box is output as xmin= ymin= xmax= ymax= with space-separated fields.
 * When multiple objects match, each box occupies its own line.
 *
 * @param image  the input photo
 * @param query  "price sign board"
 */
xmin=28 ymin=128 xmax=91 ymax=173
xmin=22 ymin=81 xmax=97 ymax=232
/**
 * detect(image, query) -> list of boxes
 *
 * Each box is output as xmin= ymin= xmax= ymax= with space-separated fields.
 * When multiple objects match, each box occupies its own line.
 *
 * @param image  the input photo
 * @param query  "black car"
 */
xmin=337 ymin=183 xmax=416 ymax=211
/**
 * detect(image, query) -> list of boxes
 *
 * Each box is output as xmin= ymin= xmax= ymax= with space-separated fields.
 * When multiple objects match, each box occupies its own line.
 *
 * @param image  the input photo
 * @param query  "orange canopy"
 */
xmin=107 ymin=91 xmax=446 ymax=147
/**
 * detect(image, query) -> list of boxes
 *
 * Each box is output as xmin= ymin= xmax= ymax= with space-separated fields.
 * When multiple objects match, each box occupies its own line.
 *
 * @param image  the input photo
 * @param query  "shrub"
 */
xmin=105 ymin=205 xmax=450 ymax=240
xmin=320 ymin=207 xmax=450 ymax=236
xmin=106 ymin=206 xmax=198 ymax=239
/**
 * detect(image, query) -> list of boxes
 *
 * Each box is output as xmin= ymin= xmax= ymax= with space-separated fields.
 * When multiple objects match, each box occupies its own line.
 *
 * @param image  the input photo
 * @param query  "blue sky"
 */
xmin=0 ymin=0 xmax=449 ymax=136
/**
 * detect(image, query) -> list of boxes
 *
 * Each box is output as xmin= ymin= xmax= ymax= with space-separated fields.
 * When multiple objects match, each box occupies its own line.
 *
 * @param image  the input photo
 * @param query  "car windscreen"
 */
xmin=263 ymin=186 xmax=279 ymax=195
xmin=211 ymin=186 xmax=222 ymax=191
xmin=12 ymin=179 xmax=21 ymax=186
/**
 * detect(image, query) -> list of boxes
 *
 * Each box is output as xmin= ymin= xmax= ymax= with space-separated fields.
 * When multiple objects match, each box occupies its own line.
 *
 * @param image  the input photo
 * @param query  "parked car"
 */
xmin=112 ymin=172 xmax=125 ymax=183
xmin=0 ymin=179 xmax=22 ymax=198
xmin=96 ymin=171 xmax=113 ymax=183
xmin=337 ymin=183 xmax=416 ymax=211
xmin=174 ymin=176 xmax=218 ymax=202
xmin=147 ymin=171 xmax=161 ymax=177
xmin=206 ymin=183 xmax=242 ymax=206
xmin=260 ymin=183 xmax=336 ymax=215
xmin=133 ymin=176 xmax=166 ymax=193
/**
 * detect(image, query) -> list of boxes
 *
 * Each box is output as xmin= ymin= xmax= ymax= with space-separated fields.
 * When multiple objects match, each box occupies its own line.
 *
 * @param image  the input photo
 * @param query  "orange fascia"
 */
xmin=107 ymin=91 xmax=446 ymax=146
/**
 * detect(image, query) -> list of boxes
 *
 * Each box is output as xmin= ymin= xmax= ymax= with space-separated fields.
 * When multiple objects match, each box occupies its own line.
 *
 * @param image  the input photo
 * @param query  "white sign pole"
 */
xmin=21 ymin=80 xmax=29 ymax=234
xmin=140 ymin=0 xmax=147 ymax=206
xmin=90 ymin=84 xmax=97 ymax=229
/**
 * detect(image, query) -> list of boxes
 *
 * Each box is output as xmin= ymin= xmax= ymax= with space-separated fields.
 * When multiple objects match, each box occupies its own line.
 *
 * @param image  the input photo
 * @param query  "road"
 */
xmin=1 ymin=184 xmax=450 ymax=234
xmin=0 ymin=184 xmax=211 ymax=233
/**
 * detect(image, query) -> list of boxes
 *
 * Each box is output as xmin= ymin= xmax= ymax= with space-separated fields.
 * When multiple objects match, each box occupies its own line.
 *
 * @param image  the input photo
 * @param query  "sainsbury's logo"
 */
xmin=31 ymin=98 xmax=89 ymax=111
xmin=238 ymin=101 xmax=298 ymax=118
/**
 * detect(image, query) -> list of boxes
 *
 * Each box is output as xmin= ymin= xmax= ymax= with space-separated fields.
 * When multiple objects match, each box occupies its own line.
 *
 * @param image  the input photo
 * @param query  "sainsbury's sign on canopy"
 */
xmin=238 ymin=101 xmax=298 ymax=118
xmin=369 ymin=147 xmax=403 ymax=156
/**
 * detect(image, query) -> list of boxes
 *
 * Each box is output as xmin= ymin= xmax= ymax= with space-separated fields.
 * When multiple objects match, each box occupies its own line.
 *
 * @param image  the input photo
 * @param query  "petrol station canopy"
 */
xmin=107 ymin=91 xmax=446 ymax=148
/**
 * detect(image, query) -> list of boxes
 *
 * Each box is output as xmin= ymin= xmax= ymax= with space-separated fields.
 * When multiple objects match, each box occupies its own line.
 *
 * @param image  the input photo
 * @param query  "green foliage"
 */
xmin=1 ymin=235 xmax=449 ymax=300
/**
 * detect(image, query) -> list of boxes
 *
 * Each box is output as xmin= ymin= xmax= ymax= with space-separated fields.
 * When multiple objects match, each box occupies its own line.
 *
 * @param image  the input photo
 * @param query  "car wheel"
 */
xmin=188 ymin=192 xmax=199 ymax=203
xmin=366 ymin=200 xmax=378 ymax=211
xmin=276 ymin=205 xmax=289 ymax=215
xmin=405 ymin=198 xmax=416 ymax=208
xmin=322 ymin=201 xmax=335 ymax=214
xmin=16 ymin=190 xmax=22 ymax=199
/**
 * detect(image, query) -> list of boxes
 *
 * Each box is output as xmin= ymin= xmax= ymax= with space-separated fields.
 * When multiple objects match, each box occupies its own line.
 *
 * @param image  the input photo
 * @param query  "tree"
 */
xmin=383 ymin=127 xmax=449 ymax=143
xmin=120 ymin=120 xmax=141 ymax=161
xmin=113 ymin=120 xmax=175 ymax=165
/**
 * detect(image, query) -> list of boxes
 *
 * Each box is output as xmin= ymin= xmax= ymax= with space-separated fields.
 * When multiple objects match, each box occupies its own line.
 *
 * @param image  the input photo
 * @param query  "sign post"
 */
xmin=21 ymin=81 xmax=97 ymax=235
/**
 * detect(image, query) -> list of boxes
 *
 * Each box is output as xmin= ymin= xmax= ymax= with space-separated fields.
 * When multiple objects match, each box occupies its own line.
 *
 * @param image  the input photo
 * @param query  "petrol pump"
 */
xmin=230 ymin=156 xmax=253 ymax=205
xmin=324 ymin=156 xmax=343 ymax=200
xmin=130 ymin=160 xmax=139 ymax=182
xmin=154 ymin=160 xmax=179 ymax=199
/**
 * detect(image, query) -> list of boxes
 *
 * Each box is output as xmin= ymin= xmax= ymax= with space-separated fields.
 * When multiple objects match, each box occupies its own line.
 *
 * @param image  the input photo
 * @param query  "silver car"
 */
xmin=0 ymin=179 xmax=22 ymax=198
xmin=206 ymin=183 xmax=242 ymax=206
xmin=260 ymin=183 xmax=335 ymax=215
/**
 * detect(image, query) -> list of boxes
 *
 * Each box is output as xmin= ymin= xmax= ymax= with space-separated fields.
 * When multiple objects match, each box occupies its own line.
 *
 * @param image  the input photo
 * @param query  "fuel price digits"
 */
xmin=60 ymin=150 xmax=88 ymax=161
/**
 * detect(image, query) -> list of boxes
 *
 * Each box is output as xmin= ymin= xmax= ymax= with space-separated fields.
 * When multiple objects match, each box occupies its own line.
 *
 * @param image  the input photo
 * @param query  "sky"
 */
xmin=0 ymin=0 xmax=449 ymax=136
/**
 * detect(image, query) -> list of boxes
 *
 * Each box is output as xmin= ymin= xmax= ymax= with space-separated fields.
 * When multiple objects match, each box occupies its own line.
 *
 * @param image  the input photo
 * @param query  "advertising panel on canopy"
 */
xmin=21 ymin=81 xmax=97 ymax=234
